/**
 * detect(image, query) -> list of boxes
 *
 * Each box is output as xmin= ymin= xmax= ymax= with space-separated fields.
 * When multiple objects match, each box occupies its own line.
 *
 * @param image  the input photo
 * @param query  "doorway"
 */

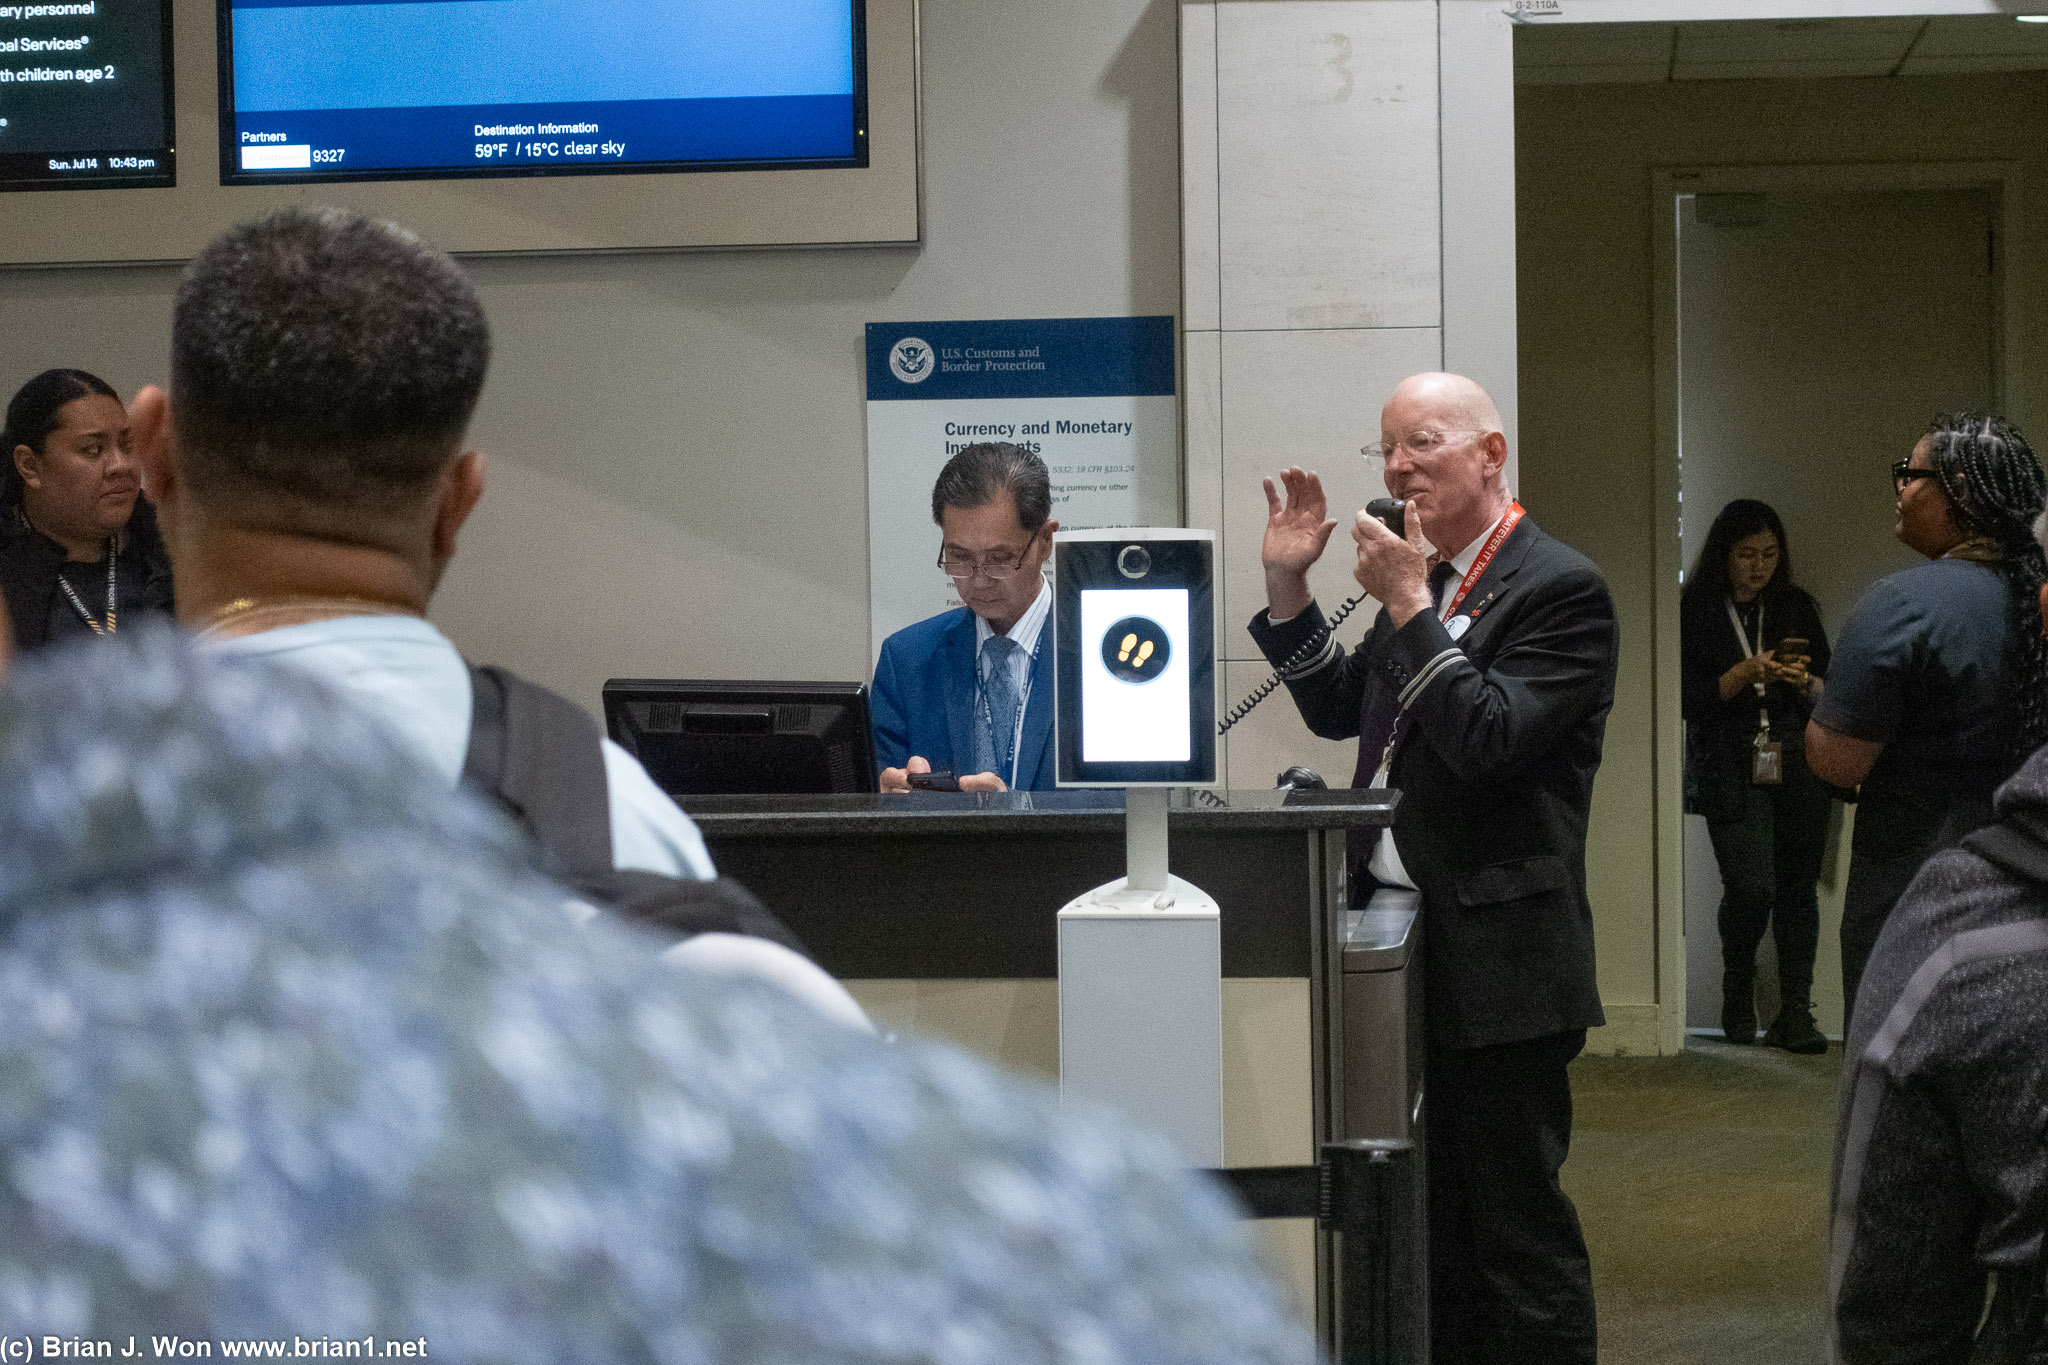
xmin=1495 ymin=4 xmax=2048 ymax=1055
xmin=1664 ymin=174 xmax=2005 ymax=1036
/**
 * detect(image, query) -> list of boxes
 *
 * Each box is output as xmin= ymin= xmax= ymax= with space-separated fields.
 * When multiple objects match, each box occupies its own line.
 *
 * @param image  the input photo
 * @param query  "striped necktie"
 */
xmin=975 ymin=634 xmax=1022 ymax=778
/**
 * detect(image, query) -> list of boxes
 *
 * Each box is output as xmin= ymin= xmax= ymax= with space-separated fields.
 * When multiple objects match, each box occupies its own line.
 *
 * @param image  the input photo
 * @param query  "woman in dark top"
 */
xmin=1683 ymin=499 xmax=1831 ymax=1052
xmin=0 ymin=369 xmax=175 ymax=652
xmin=1809 ymin=413 xmax=2048 ymax=1031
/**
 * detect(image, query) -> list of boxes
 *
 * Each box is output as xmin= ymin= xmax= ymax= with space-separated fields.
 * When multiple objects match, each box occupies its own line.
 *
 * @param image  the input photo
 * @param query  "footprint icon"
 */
xmin=1102 ymin=616 xmax=1171 ymax=683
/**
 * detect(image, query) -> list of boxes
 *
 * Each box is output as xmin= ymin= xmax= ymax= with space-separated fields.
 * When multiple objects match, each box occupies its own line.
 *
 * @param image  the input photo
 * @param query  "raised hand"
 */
xmin=1262 ymin=467 xmax=1340 ymax=620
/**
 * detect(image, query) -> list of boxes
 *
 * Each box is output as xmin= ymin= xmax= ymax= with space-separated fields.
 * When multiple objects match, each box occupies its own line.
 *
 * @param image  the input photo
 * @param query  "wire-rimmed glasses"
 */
xmin=1359 ymin=428 xmax=1486 ymax=466
xmin=938 ymin=545 xmax=1031 ymax=580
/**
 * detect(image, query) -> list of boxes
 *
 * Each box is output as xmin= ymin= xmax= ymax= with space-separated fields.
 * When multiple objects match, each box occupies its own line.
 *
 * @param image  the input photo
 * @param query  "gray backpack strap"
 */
xmin=1960 ymin=823 xmax=2048 ymax=887
xmin=462 ymin=664 xmax=614 ymax=882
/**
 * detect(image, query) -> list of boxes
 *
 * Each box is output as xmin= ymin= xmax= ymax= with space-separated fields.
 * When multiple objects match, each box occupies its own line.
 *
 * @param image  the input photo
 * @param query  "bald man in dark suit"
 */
xmin=1249 ymin=373 xmax=1618 ymax=1364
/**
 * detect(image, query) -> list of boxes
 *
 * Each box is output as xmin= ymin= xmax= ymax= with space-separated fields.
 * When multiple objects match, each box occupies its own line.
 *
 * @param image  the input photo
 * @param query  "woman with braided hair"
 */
xmin=1809 ymin=413 xmax=2048 ymax=1030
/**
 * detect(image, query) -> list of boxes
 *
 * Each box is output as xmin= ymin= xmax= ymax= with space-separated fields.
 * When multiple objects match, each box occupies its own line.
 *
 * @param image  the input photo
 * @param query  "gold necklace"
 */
xmin=1943 ymin=536 xmax=2004 ymax=566
xmin=195 ymin=595 xmax=417 ymax=641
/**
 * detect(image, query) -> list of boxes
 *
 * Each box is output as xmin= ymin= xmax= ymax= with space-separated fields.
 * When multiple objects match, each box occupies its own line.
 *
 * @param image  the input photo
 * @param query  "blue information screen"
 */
xmin=218 ymin=0 xmax=865 ymax=184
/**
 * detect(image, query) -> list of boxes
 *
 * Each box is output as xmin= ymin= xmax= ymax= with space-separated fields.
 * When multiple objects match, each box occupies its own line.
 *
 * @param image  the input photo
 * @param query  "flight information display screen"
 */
xmin=218 ymin=0 xmax=867 ymax=185
xmin=0 ymin=0 xmax=175 ymax=191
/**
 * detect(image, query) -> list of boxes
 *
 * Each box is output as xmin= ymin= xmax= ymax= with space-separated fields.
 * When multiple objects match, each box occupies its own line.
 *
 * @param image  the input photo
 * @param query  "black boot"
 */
xmin=1765 ymin=991 xmax=1827 ymax=1055
xmin=1721 ymin=972 xmax=1758 ymax=1046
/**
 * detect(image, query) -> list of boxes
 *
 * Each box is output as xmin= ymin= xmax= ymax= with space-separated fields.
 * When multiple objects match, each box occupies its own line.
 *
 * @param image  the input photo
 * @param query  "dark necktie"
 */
xmin=1351 ymin=558 xmax=1460 ymax=789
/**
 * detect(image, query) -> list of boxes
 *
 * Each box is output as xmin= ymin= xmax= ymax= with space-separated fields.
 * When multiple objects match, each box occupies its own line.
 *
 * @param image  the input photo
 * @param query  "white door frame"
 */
xmin=1651 ymin=160 xmax=2023 ymax=1049
xmin=1439 ymin=0 xmax=2032 ymax=1055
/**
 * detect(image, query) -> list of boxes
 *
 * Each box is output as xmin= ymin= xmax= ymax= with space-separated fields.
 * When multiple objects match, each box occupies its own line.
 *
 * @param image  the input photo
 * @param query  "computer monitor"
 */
xmin=603 ymin=679 xmax=878 ymax=797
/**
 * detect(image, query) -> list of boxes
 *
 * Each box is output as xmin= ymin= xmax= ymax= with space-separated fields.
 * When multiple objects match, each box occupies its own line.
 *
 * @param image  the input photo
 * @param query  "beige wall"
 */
xmin=1517 ymin=71 xmax=2048 ymax=1035
xmin=0 ymin=0 xmax=1182 ymax=707
xmin=1180 ymin=0 xmax=1451 ymax=792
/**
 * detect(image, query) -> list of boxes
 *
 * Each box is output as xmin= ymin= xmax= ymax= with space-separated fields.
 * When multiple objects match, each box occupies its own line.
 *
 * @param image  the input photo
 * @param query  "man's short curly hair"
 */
xmin=171 ymin=207 xmax=490 ymax=513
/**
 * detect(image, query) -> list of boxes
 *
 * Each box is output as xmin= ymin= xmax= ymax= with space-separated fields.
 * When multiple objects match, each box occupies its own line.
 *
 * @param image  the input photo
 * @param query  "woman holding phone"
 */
xmin=1682 ymin=499 xmax=1830 ymax=1053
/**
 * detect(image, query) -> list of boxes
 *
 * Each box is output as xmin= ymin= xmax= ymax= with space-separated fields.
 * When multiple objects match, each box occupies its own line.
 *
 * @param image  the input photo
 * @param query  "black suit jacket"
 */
xmin=1249 ymin=516 xmax=1617 ymax=1051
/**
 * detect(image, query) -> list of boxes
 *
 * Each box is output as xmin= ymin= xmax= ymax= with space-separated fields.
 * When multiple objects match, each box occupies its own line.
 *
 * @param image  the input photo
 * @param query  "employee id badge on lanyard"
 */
xmin=1728 ymin=598 xmax=1781 ymax=784
xmin=1752 ymin=713 xmax=1783 ymax=786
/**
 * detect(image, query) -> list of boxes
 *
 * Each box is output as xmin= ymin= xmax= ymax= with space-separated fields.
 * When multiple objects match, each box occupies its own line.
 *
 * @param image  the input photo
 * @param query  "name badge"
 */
xmin=1752 ymin=740 xmax=1783 ymax=785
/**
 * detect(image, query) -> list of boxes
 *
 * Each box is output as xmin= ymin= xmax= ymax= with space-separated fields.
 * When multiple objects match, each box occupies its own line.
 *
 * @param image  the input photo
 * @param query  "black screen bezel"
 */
xmin=601 ymin=677 xmax=877 ymax=797
xmin=1055 ymin=536 xmax=1216 ymax=787
xmin=0 ymin=0 xmax=176 ymax=193
xmin=215 ymin=0 xmax=869 ymax=187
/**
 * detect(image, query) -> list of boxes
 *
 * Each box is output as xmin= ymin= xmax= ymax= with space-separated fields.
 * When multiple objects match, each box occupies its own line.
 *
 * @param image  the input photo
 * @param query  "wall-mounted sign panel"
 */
xmin=864 ymin=315 xmax=1179 ymax=659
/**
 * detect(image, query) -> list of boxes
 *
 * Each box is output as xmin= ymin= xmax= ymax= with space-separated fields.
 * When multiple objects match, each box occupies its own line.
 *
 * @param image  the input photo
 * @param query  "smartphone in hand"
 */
xmin=1775 ymin=637 xmax=1810 ymax=666
xmin=908 ymin=770 xmax=963 ymax=792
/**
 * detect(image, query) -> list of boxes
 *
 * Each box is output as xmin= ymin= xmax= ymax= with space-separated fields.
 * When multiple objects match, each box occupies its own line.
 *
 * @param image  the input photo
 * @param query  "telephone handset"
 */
xmin=1217 ymin=497 xmax=1407 ymax=737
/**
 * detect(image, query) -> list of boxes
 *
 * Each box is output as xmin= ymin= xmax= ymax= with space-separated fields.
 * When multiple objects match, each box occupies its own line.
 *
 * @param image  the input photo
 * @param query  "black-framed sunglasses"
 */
xmin=1891 ymin=458 xmax=1941 ymax=495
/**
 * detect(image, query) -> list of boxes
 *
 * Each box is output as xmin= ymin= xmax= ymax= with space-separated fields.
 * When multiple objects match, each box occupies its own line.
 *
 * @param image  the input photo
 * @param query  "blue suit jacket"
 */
xmin=870 ymin=607 xmax=1056 ymax=791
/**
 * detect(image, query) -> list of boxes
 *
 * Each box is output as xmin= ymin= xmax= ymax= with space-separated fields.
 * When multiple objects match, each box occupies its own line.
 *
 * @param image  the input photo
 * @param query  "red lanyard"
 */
xmin=1441 ymin=502 xmax=1523 ymax=619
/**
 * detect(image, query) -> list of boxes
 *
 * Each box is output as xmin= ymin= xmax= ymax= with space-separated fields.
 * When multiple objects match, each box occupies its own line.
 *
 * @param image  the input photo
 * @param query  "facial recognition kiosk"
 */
xmin=1051 ymin=529 xmax=1223 ymax=1166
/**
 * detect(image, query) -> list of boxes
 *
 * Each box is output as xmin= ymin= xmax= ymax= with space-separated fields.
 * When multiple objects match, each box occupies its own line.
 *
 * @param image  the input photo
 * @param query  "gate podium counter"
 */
xmin=681 ymin=787 xmax=1395 ymax=978
xmin=681 ymin=787 xmax=1403 ymax=1330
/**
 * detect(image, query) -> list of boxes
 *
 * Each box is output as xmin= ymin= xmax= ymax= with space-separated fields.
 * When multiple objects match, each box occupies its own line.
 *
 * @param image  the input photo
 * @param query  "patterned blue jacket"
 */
xmin=870 ymin=606 xmax=1057 ymax=790
xmin=0 ymin=629 xmax=1307 ymax=1364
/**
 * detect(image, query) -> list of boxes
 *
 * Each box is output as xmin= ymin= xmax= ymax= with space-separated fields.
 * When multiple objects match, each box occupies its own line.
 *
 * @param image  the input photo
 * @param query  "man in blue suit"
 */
xmin=873 ymin=442 xmax=1058 ymax=792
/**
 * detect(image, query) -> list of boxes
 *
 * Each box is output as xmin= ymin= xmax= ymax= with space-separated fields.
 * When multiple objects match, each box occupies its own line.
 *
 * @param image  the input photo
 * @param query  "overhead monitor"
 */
xmin=0 ymin=0 xmax=913 ymax=263
xmin=0 ymin=0 xmax=175 ymax=191
xmin=603 ymin=679 xmax=879 ymax=798
xmin=217 ymin=0 xmax=866 ymax=185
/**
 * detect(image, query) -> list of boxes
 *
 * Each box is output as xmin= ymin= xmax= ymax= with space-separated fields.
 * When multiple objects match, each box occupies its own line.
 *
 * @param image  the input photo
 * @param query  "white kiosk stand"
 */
xmin=1051 ymin=530 xmax=1223 ymax=1167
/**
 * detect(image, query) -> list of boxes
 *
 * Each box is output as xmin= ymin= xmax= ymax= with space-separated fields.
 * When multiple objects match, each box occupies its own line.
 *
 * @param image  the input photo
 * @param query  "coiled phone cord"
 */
xmin=1216 ymin=593 xmax=1366 ymax=736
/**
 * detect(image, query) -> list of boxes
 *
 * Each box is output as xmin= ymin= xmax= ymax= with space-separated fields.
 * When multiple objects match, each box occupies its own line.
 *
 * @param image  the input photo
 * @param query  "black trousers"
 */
xmin=1424 ymin=1028 xmax=1596 ymax=1365
xmin=1705 ymin=760 xmax=1831 ymax=1006
xmin=1839 ymin=792 xmax=1994 ymax=1034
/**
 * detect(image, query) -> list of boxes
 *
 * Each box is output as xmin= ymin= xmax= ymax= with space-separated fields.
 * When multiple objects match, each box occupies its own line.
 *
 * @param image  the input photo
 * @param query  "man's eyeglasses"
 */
xmin=1360 ymin=428 xmax=1486 ymax=463
xmin=1891 ymin=459 xmax=1942 ymax=495
xmin=938 ymin=544 xmax=1032 ymax=580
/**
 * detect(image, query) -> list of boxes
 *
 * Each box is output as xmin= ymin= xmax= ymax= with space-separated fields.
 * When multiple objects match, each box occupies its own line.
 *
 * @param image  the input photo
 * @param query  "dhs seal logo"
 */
xmin=889 ymin=337 xmax=935 ymax=384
